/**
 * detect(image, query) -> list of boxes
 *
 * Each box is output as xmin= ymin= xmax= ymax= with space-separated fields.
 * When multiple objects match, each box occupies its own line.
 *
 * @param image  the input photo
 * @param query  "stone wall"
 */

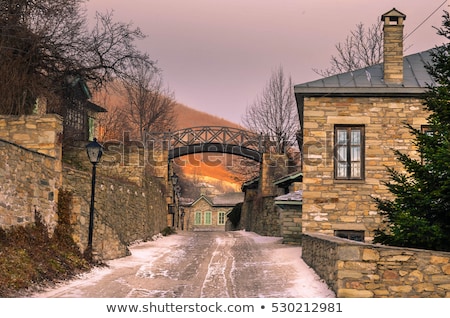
xmin=0 ymin=140 xmax=60 ymax=231
xmin=63 ymin=164 xmax=168 ymax=260
xmin=278 ymin=206 xmax=302 ymax=244
xmin=240 ymin=191 xmax=282 ymax=236
xmin=301 ymin=96 xmax=429 ymax=241
xmin=302 ymin=233 xmax=450 ymax=298
xmin=240 ymin=153 xmax=290 ymax=237
xmin=0 ymin=114 xmax=63 ymax=232
xmin=0 ymin=114 xmax=170 ymax=260
xmin=0 ymin=114 xmax=63 ymax=159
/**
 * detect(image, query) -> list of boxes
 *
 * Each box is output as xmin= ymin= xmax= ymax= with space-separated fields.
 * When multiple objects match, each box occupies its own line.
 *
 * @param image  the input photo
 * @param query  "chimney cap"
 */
xmin=381 ymin=8 xmax=406 ymax=24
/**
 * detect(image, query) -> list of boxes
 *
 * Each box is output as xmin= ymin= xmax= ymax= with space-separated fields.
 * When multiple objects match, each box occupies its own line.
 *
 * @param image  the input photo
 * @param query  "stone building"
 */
xmin=294 ymin=8 xmax=434 ymax=242
xmin=182 ymin=192 xmax=244 ymax=231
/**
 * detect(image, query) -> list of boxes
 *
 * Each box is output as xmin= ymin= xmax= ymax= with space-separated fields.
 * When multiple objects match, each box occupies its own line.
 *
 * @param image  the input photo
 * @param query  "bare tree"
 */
xmin=0 ymin=0 xmax=153 ymax=114
xmin=93 ymin=83 xmax=131 ymax=141
xmin=122 ymin=62 xmax=177 ymax=140
xmin=314 ymin=22 xmax=383 ymax=77
xmin=242 ymin=66 xmax=299 ymax=154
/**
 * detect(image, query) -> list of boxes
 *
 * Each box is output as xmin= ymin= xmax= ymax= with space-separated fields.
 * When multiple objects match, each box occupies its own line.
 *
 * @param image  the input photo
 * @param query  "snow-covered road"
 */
xmin=32 ymin=231 xmax=335 ymax=298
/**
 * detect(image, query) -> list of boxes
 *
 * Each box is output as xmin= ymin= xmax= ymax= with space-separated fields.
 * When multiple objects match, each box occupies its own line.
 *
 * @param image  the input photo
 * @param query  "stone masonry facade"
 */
xmin=301 ymin=96 xmax=429 ymax=241
xmin=302 ymin=233 xmax=450 ymax=298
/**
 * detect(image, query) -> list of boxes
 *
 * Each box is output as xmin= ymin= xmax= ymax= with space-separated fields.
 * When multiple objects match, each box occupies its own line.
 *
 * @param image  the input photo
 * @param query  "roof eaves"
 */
xmin=273 ymin=171 xmax=303 ymax=186
xmin=274 ymin=200 xmax=303 ymax=206
xmin=294 ymin=86 xmax=427 ymax=97
xmin=86 ymin=101 xmax=107 ymax=113
xmin=190 ymin=195 xmax=214 ymax=207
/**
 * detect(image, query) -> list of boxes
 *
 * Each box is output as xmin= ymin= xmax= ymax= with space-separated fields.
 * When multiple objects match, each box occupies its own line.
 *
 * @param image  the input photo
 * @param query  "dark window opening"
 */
xmin=335 ymin=230 xmax=365 ymax=242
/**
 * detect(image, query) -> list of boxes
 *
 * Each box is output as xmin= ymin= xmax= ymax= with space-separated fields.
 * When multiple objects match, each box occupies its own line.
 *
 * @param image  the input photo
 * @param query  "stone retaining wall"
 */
xmin=63 ymin=165 xmax=168 ymax=260
xmin=0 ymin=140 xmax=60 ymax=231
xmin=0 ymin=114 xmax=63 ymax=232
xmin=302 ymin=233 xmax=450 ymax=298
xmin=278 ymin=206 xmax=302 ymax=244
xmin=0 ymin=114 xmax=63 ymax=159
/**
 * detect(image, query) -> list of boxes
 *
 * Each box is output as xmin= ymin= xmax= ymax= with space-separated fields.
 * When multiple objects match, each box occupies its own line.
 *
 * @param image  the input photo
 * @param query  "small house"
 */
xmin=181 ymin=192 xmax=244 ymax=231
xmin=294 ymin=8 xmax=435 ymax=242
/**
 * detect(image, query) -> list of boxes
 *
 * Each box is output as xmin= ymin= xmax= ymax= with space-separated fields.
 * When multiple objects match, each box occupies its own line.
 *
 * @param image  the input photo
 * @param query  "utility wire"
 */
xmin=405 ymin=0 xmax=447 ymax=41
xmin=310 ymin=1 xmax=448 ymax=98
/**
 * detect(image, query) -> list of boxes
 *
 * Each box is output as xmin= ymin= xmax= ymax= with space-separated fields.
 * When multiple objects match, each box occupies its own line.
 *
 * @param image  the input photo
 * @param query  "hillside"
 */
xmin=174 ymin=103 xmax=243 ymax=130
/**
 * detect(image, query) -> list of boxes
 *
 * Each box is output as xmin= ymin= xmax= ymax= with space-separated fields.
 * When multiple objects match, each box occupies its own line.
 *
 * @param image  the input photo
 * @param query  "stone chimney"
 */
xmin=381 ymin=8 xmax=406 ymax=85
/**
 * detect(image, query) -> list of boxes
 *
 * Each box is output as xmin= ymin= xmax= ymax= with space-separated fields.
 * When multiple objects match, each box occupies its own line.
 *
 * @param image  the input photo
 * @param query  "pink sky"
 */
xmin=86 ymin=0 xmax=447 ymax=124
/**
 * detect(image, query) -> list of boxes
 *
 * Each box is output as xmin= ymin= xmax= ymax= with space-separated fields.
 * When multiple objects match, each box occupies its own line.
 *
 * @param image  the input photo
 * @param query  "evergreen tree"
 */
xmin=373 ymin=12 xmax=450 ymax=252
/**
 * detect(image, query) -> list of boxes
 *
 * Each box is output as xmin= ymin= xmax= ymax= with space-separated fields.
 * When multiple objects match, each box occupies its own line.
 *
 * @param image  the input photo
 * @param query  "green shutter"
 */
xmin=194 ymin=212 xmax=202 ymax=225
xmin=88 ymin=117 xmax=95 ymax=141
xmin=204 ymin=211 xmax=212 ymax=225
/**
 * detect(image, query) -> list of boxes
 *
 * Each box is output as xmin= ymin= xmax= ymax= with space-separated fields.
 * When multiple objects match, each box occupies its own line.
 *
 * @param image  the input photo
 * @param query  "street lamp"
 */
xmin=85 ymin=138 xmax=103 ymax=260
xmin=170 ymin=172 xmax=179 ymax=228
xmin=171 ymin=172 xmax=178 ymax=186
xmin=180 ymin=208 xmax=185 ymax=230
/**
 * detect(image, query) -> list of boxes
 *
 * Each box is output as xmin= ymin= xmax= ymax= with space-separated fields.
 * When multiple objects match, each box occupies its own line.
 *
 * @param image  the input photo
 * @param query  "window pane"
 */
xmin=337 ymin=145 xmax=347 ymax=161
xmin=351 ymin=146 xmax=361 ymax=161
xmin=337 ymin=162 xmax=347 ymax=177
xmin=351 ymin=162 xmax=361 ymax=177
xmin=337 ymin=130 xmax=347 ymax=144
xmin=351 ymin=130 xmax=360 ymax=145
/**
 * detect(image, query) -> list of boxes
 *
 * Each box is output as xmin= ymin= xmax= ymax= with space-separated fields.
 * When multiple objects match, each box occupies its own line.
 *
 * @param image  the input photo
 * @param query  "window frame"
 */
xmin=217 ymin=211 xmax=226 ymax=225
xmin=334 ymin=125 xmax=365 ymax=180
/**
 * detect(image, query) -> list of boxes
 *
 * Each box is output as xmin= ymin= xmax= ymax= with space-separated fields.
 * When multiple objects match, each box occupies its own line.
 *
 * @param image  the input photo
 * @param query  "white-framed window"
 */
xmin=218 ymin=211 xmax=226 ymax=225
xmin=334 ymin=125 xmax=365 ymax=180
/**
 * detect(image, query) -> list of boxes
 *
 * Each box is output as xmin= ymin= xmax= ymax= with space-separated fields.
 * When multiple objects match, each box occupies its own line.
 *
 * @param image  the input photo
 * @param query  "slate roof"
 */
xmin=274 ymin=190 xmax=303 ymax=204
xmin=211 ymin=192 xmax=244 ymax=206
xmin=184 ymin=192 xmax=244 ymax=207
xmin=294 ymin=49 xmax=436 ymax=96
xmin=273 ymin=171 xmax=302 ymax=187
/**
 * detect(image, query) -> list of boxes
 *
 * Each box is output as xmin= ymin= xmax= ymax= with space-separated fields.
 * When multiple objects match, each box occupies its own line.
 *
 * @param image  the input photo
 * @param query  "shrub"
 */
xmin=0 ymin=190 xmax=91 ymax=297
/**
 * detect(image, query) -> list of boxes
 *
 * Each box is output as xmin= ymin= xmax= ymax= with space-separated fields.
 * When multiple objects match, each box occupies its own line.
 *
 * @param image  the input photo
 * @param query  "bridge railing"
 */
xmin=145 ymin=126 xmax=264 ymax=152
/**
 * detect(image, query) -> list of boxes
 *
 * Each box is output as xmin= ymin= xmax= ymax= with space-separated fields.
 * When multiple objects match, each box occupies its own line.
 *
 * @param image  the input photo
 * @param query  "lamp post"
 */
xmin=180 ymin=208 xmax=185 ymax=230
xmin=170 ymin=172 xmax=179 ymax=228
xmin=85 ymin=138 xmax=103 ymax=260
xmin=171 ymin=172 xmax=179 ymax=187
